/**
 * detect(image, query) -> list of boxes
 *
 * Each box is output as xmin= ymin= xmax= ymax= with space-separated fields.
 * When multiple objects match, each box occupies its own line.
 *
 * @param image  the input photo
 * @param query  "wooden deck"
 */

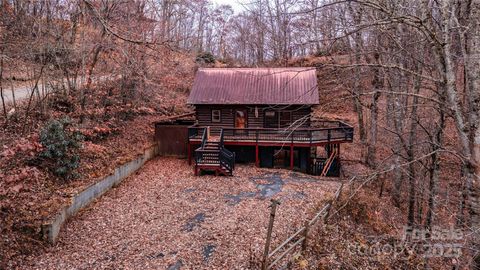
xmin=188 ymin=121 xmax=354 ymax=147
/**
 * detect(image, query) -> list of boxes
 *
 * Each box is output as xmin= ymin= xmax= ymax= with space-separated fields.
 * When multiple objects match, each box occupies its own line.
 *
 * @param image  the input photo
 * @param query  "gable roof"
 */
xmin=187 ymin=68 xmax=319 ymax=105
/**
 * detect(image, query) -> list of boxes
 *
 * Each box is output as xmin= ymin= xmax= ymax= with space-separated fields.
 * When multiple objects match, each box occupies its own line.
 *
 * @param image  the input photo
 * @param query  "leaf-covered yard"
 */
xmin=14 ymin=157 xmax=341 ymax=269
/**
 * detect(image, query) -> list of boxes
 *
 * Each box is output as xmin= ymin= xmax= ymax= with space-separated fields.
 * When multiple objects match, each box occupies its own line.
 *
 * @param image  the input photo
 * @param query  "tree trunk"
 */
xmin=80 ymin=41 xmax=102 ymax=123
xmin=425 ymin=89 xmax=445 ymax=229
xmin=465 ymin=1 xmax=480 ymax=264
xmin=0 ymin=54 xmax=6 ymax=118
xmin=439 ymin=2 xmax=480 ymax=266
xmin=10 ymin=79 xmax=16 ymax=110
xmin=366 ymin=52 xmax=382 ymax=167
xmin=406 ymin=65 xmax=423 ymax=226
xmin=349 ymin=3 xmax=366 ymax=145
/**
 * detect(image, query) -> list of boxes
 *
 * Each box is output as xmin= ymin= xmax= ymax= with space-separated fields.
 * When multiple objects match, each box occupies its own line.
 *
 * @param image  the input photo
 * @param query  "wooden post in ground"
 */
xmin=290 ymin=144 xmax=294 ymax=170
xmin=262 ymin=199 xmax=280 ymax=270
xmin=256 ymin=145 xmax=259 ymax=167
xmin=302 ymin=220 xmax=309 ymax=252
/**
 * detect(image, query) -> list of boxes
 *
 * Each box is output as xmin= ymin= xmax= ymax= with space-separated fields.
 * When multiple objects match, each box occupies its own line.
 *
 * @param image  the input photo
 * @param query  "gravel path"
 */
xmin=1 ymin=75 xmax=114 ymax=111
xmin=17 ymin=157 xmax=340 ymax=270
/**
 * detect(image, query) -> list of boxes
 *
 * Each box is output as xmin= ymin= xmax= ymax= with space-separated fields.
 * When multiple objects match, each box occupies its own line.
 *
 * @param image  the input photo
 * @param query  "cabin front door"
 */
xmin=235 ymin=110 xmax=247 ymax=129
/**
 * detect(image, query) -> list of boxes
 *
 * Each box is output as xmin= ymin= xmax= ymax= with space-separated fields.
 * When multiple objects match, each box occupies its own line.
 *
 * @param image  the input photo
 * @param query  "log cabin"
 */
xmin=187 ymin=68 xmax=354 ymax=176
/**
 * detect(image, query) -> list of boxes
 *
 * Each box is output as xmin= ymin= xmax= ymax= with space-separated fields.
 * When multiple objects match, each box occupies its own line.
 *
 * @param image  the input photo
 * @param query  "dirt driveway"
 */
xmin=16 ymin=157 xmax=341 ymax=269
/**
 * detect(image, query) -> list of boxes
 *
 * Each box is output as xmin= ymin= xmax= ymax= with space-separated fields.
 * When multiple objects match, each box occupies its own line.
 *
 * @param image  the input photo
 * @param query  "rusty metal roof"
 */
xmin=187 ymin=68 xmax=319 ymax=105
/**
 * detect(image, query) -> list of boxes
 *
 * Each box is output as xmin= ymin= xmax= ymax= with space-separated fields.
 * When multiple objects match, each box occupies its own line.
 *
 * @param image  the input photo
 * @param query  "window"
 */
xmin=279 ymin=111 xmax=292 ymax=128
xmin=212 ymin=109 xmax=221 ymax=122
xmin=264 ymin=110 xmax=292 ymax=128
xmin=265 ymin=111 xmax=276 ymax=117
xmin=264 ymin=110 xmax=277 ymax=128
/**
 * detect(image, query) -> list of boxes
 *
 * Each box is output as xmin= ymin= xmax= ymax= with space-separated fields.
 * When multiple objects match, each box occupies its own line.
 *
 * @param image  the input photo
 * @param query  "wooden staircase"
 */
xmin=320 ymin=145 xmax=338 ymax=177
xmin=194 ymin=128 xmax=235 ymax=176
xmin=310 ymin=144 xmax=340 ymax=177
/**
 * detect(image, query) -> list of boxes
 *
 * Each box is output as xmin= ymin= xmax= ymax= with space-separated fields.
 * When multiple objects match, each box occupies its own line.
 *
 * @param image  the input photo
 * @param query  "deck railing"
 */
xmin=221 ymin=127 xmax=353 ymax=143
xmin=188 ymin=126 xmax=206 ymax=140
xmin=188 ymin=121 xmax=354 ymax=144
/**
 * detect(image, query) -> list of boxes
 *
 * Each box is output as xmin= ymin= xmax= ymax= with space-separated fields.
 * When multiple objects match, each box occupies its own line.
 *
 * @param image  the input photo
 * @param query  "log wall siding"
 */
xmin=195 ymin=105 xmax=312 ymax=130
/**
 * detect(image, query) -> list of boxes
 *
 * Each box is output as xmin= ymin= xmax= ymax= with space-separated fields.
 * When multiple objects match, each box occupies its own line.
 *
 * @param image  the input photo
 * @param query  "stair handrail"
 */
xmin=219 ymin=147 xmax=234 ymax=172
xmin=194 ymin=128 xmax=208 ymax=166
xmin=321 ymin=146 xmax=338 ymax=176
xmin=200 ymin=127 xmax=207 ymax=149
xmin=219 ymin=128 xmax=225 ymax=148
xmin=218 ymin=128 xmax=235 ymax=174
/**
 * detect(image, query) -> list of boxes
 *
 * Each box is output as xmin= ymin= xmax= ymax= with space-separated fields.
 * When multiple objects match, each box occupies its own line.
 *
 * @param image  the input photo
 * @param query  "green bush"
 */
xmin=39 ymin=117 xmax=83 ymax=180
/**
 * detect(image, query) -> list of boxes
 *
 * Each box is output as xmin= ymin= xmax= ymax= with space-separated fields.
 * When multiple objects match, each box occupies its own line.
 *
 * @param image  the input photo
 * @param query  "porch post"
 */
xmin=255 ymin=145 xmax=260 ymax=167
xmin=188 ymin=142 xmax=191 ymax=165
xmin=290 ymin=144 xmax=294 ymax=170
xmin=307 ymin=147 xmax=312 ymax=174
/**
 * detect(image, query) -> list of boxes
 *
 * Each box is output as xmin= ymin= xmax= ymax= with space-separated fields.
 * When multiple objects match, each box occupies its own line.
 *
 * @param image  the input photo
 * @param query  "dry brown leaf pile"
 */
xmin=12 ymin=157 xmax=341 ymax=269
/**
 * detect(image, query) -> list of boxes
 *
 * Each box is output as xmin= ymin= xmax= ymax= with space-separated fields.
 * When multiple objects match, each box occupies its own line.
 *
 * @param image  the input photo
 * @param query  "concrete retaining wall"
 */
xmin=41 ymin=144 xmax=158 ymax=243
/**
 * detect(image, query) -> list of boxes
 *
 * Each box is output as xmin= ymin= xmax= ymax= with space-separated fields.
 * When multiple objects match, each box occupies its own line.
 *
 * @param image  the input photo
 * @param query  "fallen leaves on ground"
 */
xmin=12 ymin=157 xmax=342 ymax=270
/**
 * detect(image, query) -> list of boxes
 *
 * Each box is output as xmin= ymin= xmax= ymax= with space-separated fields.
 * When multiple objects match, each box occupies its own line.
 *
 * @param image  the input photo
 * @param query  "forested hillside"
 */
xmin=1 ymin=0 xmax=479 ymax=269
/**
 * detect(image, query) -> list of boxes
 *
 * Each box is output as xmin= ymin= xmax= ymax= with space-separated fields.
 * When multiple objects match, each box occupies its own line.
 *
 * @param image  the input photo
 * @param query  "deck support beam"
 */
xmin=188 ymin=142 xmax=192 ymax=165
xmin=290 ymin=144 xmax=294 ymax=170
xmin=255 ymin=145 xmax=259 ymax=167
